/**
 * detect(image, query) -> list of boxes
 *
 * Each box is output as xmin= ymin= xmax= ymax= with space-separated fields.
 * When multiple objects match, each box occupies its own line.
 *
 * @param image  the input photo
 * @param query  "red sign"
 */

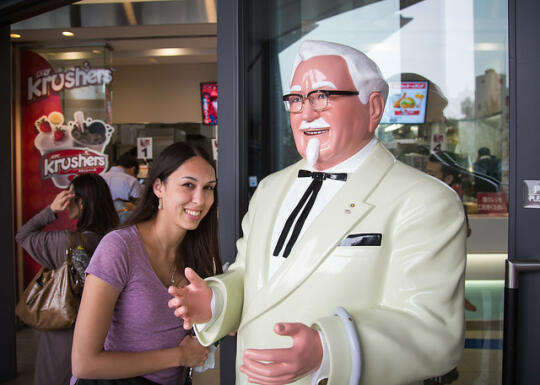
xmin=41 ymin=148 xmax=107 ymax=178
xmin=20 ymin=50 xmax=113 ymax=284
xmin=477 ymin=192 xmax=508 ymax=214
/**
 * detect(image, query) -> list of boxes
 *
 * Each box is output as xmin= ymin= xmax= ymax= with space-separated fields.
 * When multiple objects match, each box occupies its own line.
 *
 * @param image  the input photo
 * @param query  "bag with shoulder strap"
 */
xmin=15 ymin=232 xmax=91 ymax=331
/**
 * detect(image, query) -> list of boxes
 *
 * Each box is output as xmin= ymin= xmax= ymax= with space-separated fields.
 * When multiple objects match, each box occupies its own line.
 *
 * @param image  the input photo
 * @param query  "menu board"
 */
xmin=381 ymin=81 xmax=428 ymax=124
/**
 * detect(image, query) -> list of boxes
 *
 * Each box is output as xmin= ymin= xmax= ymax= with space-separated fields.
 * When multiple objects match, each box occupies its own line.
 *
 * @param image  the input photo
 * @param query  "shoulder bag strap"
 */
xmin=76 ymin=231 xmax=86 ymax=249
xmin=67 ymin=232 xmax=76 ymax=263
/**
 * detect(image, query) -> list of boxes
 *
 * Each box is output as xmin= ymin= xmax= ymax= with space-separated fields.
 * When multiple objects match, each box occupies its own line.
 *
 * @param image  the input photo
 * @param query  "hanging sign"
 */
xmin=137 ymin=137 xmax=153 ymax=159
xmin=211 ymin=138 xmax=218 ymax=161
xmin=430 ymin=133 xmax=447 ymax=152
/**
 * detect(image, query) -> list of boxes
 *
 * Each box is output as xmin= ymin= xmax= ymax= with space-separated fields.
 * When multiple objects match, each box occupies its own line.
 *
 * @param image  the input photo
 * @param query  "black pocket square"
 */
xmin=340 ymin=233 xmax=382 ymax=246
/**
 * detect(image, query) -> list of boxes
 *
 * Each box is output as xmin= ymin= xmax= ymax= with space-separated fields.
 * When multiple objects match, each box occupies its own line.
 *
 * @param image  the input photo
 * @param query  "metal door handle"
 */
xmin=503 ymin=259 xmax=540 ymax=385
xmin=506 ymin=259 xmax=540 ymax=289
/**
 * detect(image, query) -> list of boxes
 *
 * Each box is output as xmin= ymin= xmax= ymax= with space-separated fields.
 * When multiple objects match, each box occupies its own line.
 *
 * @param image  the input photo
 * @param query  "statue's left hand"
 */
xmin=239 ymin=322 xmax=323 ymax=385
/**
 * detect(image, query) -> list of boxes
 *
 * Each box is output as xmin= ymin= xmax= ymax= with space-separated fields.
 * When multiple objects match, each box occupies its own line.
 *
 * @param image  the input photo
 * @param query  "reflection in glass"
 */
xmin=246 ymin=0 xmax=508 ymax=384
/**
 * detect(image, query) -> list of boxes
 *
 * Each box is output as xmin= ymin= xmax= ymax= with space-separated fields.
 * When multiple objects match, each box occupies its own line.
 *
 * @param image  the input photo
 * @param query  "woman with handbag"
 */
xmin=15 ymin=173 xmax=119 ymax=385
xmin=71 ymin=142 xmax=222 ymax=385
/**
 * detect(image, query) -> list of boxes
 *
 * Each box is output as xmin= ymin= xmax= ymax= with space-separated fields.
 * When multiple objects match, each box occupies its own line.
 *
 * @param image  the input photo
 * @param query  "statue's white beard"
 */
xmin=306 ymin=138 xmax=320 ymax=168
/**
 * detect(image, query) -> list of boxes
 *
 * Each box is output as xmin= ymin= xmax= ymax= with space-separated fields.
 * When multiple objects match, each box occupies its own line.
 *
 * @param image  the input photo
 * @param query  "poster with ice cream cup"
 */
xmin=69 ymin=111 xmax=114 ymax=153
xmin=34 ymin=110 xmax=113 ymax=188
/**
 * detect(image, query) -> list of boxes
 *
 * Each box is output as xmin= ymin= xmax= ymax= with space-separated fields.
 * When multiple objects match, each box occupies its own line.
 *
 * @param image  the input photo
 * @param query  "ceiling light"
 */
xmin=10 ymin=33 xmax=21 ymax=39
xmin=475 ymin=43 xmax=504 ymax=51
xmin=62 ymin=31 xmax=75 ymax=37
xmin=56 ymin=51 xmax=93 ymax=60
xmin=92 ymin=49 xmax=102 ymax=54
xmin=152 ymin=48 xmax=184 ymax=56
xmin=147 ymin=48 xmax=215 ymax=57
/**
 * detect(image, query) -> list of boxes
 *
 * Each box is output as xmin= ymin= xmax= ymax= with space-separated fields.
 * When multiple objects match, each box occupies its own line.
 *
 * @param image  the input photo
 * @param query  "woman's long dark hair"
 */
xmin=124 ymin=142 xmax=222 ymax=279
xmin=71 ymin=173 xmax=119 ymax=235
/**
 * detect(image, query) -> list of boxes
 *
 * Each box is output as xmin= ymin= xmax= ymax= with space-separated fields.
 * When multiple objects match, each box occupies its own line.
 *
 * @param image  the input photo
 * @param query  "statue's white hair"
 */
xmin=290 ymin=40 xmax=388 ymax=105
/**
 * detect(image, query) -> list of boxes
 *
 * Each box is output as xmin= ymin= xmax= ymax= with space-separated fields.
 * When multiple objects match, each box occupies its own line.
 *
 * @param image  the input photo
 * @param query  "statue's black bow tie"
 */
xmin=297 ymin=169 xmax=348 ymax=181
xmin=272 ymin=169 xmax=348 ymax=259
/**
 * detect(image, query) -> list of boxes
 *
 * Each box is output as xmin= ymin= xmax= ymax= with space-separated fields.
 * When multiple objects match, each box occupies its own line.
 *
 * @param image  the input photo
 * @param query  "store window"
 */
xmin=245 ymin=0 xmax=507 ymax=383
xmin=247 ymin=0 xmax=508 ymax=217
xmin=12 ymin=0 xmax=219 ymax=285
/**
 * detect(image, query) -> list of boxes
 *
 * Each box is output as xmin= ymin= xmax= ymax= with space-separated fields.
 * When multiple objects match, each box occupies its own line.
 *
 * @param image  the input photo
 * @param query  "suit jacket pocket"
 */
xmin=339 ymin=233 xmax=382 ymax=247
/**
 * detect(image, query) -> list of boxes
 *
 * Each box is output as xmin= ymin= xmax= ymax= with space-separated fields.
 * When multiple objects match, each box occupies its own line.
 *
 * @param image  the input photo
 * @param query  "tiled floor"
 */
xmin=454 ymin=348 xmax=502 ymax=385
xmin=453 ymin=321 xmax=503 ymax=385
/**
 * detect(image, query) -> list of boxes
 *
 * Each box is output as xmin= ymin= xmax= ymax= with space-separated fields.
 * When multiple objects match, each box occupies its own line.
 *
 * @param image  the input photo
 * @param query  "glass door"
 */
xmin=244 ymin=1 xmax=509 ymax=383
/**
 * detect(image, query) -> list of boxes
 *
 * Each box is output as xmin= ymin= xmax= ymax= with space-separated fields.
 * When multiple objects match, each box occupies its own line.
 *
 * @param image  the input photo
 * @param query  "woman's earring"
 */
xmin=158 ymin=198 xmax=163 ymax=210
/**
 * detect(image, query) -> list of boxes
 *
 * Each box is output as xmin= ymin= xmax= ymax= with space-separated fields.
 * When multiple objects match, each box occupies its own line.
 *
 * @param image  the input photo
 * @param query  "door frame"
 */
xmin=0 ymin=0 xmax=242 ymax=382
xmin=504 ymin=0 xmax=540 ymax=384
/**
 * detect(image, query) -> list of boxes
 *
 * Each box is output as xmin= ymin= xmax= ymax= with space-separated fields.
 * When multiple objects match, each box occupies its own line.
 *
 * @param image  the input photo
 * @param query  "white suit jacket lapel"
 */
xmin=240 ymin=143 xmax=396 ymax=328
xmin=242 ymin=161 xmax=303 ymax=295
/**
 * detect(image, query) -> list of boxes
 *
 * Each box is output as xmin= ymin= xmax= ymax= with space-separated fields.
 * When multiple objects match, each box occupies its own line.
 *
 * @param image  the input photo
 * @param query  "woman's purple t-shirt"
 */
xmin=71 ymin=225 xmax=188 ymax=385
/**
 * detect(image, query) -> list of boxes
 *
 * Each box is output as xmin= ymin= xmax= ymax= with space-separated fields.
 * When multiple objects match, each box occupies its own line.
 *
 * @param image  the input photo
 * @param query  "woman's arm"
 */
xmin=15 ymin=190 xmax=76 ymax=269
xmin=72 ymin=274 xmax=209 ymax=379
xmin=15 ymin=206 xmax=67 ymax=269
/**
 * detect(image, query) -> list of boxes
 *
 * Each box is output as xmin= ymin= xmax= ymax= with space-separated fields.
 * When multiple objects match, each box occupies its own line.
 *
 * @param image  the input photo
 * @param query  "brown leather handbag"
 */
xmin=15 ymin=232 xmax=87 ymax=331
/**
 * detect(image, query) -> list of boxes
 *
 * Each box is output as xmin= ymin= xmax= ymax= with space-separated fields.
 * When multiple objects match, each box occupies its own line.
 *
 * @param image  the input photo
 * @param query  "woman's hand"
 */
xmin=50 ymin=190 xmax=75 ymax=214
xmin=178 ymin=335 xmax=209 ymax=367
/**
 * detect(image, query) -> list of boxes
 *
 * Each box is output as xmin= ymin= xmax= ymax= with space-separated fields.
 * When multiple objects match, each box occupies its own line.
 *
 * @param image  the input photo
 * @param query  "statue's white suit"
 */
xmin=196 ymin=142 xmax=466 ymax=385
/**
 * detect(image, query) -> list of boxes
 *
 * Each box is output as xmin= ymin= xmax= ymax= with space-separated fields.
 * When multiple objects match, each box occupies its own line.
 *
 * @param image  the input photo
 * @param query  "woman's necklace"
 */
xmin=154 ymin=223 xmax=177 ymax=285
xmin=169 ymin=264 xmax=177 ymax=285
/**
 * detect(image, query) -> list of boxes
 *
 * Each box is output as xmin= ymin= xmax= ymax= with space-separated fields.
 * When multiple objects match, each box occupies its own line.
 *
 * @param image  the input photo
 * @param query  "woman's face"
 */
xmin=67 ymin=184 xmax=83 ymax=220
xmin=154 ymin=156 xmax=217 ymax=231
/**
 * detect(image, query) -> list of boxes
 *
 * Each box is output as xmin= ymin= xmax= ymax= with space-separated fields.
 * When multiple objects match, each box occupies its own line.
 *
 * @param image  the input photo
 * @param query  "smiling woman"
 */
xmin=71 ymin=142 xmax=222 ymax=385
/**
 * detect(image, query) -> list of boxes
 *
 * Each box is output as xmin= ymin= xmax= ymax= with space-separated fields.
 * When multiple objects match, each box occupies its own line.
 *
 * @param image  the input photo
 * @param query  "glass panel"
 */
xmin=11 ymin=0 xmax=217 ymax=30
xmin=29 ymin=46 xmax=112 ymax=123
xmin=245 ymin=1 xmax=508 ymax=384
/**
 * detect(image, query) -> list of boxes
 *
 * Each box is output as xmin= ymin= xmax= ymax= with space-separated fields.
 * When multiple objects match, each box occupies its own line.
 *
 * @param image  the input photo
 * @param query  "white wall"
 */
xmin=111 ymin=62 xmax=217 ymax=123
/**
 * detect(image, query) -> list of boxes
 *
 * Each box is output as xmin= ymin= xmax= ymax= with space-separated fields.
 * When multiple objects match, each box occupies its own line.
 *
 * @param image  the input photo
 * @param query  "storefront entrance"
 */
xmin=2 ymin=1 xmax=540 ymax=384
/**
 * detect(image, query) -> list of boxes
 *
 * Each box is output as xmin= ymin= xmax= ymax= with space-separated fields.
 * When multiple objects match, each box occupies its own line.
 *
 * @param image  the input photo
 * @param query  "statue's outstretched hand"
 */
xmin=168 ymin=267 xmax=213 ymax=330
xmin=239 ymin=322 xmax=323 ymax=385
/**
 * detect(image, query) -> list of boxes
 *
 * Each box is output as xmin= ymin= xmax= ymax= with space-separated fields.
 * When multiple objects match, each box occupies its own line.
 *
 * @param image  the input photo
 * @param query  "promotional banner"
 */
xmin=381 ymin=81 xmax=428 ymax=124
xmin=20 ymin=50 xmax=113 ymax=283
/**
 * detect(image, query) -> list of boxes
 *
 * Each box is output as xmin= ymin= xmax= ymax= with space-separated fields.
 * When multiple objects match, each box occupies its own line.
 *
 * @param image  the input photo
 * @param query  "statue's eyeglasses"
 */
xmin=282 ymin=90 xmax=359 ymax=113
